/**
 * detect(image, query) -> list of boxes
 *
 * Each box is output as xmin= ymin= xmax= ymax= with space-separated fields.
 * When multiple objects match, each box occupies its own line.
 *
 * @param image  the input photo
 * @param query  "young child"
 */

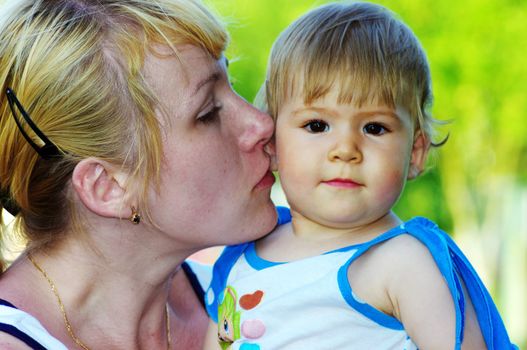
xmin=204 ymin=2 xmax=516 ymax=349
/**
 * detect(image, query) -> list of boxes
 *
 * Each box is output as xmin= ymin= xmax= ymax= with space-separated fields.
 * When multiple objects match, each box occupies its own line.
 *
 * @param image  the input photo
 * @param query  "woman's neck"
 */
xmin=4 ymin=220 xmax=198 ymax=349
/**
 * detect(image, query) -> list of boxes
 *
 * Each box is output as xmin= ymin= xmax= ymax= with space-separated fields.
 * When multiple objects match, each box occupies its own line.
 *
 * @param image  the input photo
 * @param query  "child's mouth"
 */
xmin=322 ymin=178 xmax=362 ymax=188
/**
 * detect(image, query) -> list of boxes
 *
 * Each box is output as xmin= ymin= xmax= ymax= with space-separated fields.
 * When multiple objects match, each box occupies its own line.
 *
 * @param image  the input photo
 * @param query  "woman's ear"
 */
xmin=71 ymin=158 xmax=130 ymax=219
xmin=408 ymin=131 xmax=430 ymax=180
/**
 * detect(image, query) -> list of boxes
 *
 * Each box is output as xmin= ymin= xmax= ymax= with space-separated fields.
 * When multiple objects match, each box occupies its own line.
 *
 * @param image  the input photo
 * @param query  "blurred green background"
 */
xmin=205 ymin=0 xmax=527 ymax=346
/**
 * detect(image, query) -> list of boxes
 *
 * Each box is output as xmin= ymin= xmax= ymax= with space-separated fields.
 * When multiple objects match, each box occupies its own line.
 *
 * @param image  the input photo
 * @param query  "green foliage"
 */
xmin=207 ymin=0 xmax=527 ymax=346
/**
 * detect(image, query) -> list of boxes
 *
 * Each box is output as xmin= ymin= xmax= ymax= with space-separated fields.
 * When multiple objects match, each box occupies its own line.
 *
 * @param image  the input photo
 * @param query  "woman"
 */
xmin=0 ymin=0 xmax=277 ymax=348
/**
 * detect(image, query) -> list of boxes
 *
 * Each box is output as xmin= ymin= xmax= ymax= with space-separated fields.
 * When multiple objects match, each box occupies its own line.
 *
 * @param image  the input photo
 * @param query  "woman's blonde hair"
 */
xmin=0 ymin=0 xmax=228 ymax=270
xmin=257 ymin=2 xmax=443 ymax=142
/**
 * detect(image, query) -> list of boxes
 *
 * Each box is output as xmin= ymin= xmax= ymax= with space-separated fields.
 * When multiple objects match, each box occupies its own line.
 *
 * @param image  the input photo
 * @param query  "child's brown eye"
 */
xmin=303 ymin=120 xmax=329 ymax=133
xmin=363 ymin=123 xmax=387 ymax=135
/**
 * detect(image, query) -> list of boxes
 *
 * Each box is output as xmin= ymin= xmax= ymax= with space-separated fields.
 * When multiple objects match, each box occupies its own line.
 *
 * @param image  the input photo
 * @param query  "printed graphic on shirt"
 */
xmin=218 ymin=287 xmax=266 ymax=349
xmin=218 ymin=286 xmax=241 ymax=349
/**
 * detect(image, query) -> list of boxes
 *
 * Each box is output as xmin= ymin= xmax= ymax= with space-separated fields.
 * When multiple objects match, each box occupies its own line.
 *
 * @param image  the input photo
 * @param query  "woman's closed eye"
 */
xmin=302 ymin=119 xmax=329 ymax=133
xmin=197 ymin=103 xmax=222 ymax=124
xmin=363 ymin=122 xmax=389 ymax=135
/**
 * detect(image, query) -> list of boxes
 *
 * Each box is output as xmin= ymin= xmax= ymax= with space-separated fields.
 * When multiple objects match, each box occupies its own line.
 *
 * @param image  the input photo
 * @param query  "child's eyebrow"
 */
xmin=291 ymin=106 xmax=339 ymax=117
xmin=355 ymin=109 xmax=401 ymax=120
xmin=291 ymin=107 xmax=401 ymax=120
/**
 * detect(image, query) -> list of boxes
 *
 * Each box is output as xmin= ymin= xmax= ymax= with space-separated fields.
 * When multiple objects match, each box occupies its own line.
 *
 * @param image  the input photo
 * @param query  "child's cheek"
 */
xmin=375 ymin=169 xmax=406 ymax=204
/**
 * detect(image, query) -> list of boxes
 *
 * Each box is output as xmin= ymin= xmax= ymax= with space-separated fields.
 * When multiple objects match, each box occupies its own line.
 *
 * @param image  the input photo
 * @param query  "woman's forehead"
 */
xmin=143 ymin=45 xmax=223 ymax=98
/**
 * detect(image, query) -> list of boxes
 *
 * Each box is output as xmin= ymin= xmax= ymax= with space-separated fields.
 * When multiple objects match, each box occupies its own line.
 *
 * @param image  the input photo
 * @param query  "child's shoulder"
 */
xmin=348 ymin=219 xmax=454 ymax=321
xmin=352 ymin=216 xmax=445 ymax=270
xmin=365 ymin=232 xmax=446 ymax=297
xmin=359 ymin=216 xmax=449 ymax=282
xmin=350 ymin=226 xmax=442 ymax=287
xmin=366 ymin=229 xmax=435 ymax=264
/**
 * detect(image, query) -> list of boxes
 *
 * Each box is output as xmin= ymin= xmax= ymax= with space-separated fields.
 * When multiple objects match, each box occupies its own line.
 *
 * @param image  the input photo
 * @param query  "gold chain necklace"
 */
xmin=28 ymin=254 xmax=172 ymax=350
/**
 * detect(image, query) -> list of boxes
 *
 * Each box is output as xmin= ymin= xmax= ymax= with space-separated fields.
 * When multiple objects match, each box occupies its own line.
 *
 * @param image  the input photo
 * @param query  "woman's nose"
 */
xmin=237 ymin=101 xmax=274 ymax=152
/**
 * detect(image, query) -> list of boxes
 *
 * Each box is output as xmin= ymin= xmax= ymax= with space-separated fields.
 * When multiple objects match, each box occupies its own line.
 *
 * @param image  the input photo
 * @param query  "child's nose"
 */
xmin=328 ymin=136 xmax=362 ymax=163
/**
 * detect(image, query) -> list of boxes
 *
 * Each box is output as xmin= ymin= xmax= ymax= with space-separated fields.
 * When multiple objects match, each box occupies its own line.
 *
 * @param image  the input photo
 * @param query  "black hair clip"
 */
xmin=0 ymin=187 xmax=19 ymax=216
xmin=5 ymin=88 xmax=62 ymax=159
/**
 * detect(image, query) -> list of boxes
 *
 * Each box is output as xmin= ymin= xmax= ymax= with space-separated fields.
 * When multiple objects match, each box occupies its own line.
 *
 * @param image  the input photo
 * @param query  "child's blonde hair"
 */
xmin=258 ymin=2 xmax=442 ymax=142
xmin=0 ymin=0 xmax=227 ymax=268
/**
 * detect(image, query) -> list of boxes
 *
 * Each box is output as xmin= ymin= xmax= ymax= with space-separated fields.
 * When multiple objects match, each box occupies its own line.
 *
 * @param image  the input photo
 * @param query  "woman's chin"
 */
xmin=231 ymin=201 xmax=278 ymax=245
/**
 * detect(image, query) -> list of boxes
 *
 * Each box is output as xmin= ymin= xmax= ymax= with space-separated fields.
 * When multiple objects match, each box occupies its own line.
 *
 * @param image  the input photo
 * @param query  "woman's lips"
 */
xmin=322 ymin=178 xmax=362 ymax=188
xmin=255 ymin=170 xmax=275 ymax=189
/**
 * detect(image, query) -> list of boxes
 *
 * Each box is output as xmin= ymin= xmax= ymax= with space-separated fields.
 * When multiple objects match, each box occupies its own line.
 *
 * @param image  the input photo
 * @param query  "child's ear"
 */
xmin=408 ymin=131 xmax=430 ymax=180
xmin=265 ymin=138 xmax=278 ymax=172
xmin=71 ymin=158 xmax=132 ymax=219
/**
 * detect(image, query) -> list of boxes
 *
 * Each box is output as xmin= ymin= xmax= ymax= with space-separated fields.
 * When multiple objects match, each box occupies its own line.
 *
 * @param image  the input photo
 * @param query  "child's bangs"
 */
xmin=298 ymin=59 xmax=398 ymax=109
xmin=276 ymin=11 xmax=410 ymax=111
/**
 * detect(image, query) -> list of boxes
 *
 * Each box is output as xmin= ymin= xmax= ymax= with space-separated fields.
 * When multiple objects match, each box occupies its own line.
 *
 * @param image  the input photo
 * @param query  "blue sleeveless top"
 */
xmin=206 ymin=208 xmax=517 ymax=349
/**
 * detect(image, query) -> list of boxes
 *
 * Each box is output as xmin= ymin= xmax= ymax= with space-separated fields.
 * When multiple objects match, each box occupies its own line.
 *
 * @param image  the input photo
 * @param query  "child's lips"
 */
xmin=322 ymin=178 xmax=363 ymax=188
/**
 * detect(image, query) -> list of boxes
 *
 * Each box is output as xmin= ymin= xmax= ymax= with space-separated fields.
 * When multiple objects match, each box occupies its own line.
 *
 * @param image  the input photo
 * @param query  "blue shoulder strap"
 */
xmin=401 ymin=218 xmax=516 ymax=350
xmin=341 ymin=217 xmax=516 ymax=349
xmin=425 ymin=223 xmax=517 ymax=350
xmin=276 ymin=205 xmax=292 ymax=225
xmin=340 ymin=223 xmax=464 ymax=341
xmin=205 ymin=206 xmax=292 ymax=322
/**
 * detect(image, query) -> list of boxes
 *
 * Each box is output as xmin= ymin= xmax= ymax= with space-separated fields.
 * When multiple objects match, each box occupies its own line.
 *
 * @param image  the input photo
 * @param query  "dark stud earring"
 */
xmin=130 ymin=206 xmax=141 ymax=224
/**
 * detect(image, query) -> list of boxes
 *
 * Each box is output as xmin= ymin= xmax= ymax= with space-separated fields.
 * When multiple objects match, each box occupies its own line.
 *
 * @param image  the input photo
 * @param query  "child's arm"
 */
xmin=203 ymin=319 xmax=222 ymax=350
xmin=388 ymin=236 xmax=487 ymax=349
xmin=349 ymin=234 xmax=487 ymax=349
xmin=387 ymin=237 xmax=460 ymax=348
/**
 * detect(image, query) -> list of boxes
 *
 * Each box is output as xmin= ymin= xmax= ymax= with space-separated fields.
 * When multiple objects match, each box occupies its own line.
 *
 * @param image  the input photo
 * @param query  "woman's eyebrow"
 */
xmin=193 ymin=71 xmax=220 ymax=96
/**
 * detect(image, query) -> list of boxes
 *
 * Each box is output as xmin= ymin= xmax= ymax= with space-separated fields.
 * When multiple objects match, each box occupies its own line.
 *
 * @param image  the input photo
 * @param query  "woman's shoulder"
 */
xmin=183 ymin=260 xmax=212 ymax=291
xmin=0 ymin=299 xmax=67 ymax=350
xmin=0 ymin=332 xmax=35 ymax=350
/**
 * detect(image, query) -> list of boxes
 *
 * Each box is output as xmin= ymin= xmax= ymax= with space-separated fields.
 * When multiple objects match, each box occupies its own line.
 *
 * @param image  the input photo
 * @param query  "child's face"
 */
xmin=274 ymin=88 xmax=428 ymax=228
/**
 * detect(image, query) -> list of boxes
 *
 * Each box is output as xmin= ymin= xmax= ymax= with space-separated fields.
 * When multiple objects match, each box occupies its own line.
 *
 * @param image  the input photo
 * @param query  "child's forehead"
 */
xmin=284 ymin=71 xmax=398 ymax=108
